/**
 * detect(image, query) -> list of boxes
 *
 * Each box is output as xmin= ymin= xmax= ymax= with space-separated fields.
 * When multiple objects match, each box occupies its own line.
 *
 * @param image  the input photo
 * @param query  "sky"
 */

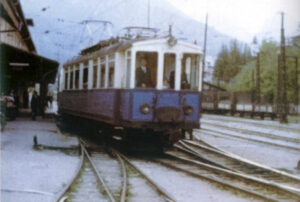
xmin=167 ymin=0 xmax=300 ymax=42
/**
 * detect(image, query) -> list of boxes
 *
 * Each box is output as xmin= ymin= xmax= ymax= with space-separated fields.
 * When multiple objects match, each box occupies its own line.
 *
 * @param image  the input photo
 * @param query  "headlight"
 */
xmin=140 ymin=104 xmax=151 ymax=114
xmin=183 ymin=105 xmax=194 ymax=115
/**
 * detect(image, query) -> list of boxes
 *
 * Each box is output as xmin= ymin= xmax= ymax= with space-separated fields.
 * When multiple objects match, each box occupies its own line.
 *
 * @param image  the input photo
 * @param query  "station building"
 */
xmin=0 ymin=0 xmax=58 ymax=109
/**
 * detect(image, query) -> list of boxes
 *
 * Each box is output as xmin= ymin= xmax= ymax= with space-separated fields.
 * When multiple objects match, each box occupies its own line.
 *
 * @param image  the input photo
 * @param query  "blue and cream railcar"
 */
xmin=58 ymin=36 xmax=203 ymax=142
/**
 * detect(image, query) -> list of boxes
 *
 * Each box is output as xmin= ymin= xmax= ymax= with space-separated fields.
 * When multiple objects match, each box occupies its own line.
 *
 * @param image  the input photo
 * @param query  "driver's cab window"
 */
xmin=163 ymin=53 xmax=176 ymax=89
xmin=135 ymin=52 xmax=157 ymax=88
xmin=181 ymin=54 xmax=200 ymax=90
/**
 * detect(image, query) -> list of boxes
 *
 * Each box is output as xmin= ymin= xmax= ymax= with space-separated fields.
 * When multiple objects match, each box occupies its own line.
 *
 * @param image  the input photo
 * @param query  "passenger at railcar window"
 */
xmin=163 ymin=77 xmax=169 ymax=89
xmin=135 ymin=58 xmax=152 ymax=88
xmin=169 ymin=70 xmax=189 ymax=89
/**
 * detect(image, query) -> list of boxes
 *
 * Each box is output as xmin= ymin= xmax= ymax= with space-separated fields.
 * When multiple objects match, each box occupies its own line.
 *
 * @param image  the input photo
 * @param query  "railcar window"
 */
xmin=75 ymin=67 xmax=79 ymax=89
xmin=135 ymin=51 xmax=157 ymax=88
xmin=70 ymin=71 xmax=74 ymax=89
xmin=109 ymin=68 xmax=114 ymax=87
xmin=100 ymin=57 xmax=105 ymax=87
xmin=108 ymin=54 xmax=115 ymax=88
xmin=83 ymin=62 xmax=88 ymax=89
xmin=64 ymin=71 xmax=68 ymax=90
xmin=126 ymin=51 xmax=131 ymax=88
xmin=181 ymin=54 xmax=200 ymax=90
xmin=93 ymin=59 xmax=97 ymax=88
xmin=163 ymin=53 xmax=176 ymax=89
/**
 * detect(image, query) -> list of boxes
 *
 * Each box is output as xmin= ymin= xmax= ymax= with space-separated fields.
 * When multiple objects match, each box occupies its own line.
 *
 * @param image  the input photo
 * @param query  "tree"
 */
xmin=213 ymin=40 xmax=246 ymax=85
xmin=229 ymin=38 xmax=300 ymax=105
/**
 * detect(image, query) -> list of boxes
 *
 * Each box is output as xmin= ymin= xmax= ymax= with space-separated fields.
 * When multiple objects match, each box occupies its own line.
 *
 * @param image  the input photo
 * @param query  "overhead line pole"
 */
xmin=279 ymin=12 xmax=288 ymax=123
xmin=256 ymin=52 xmax=260 ymax=104
xmin=201 ymin=13 xmax=208 ymax=91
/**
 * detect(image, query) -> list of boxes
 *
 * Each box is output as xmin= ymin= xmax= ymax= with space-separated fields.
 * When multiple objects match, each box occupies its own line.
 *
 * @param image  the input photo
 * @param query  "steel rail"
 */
xmin=56 ymin=143 xmax=84 ymax=202
xmin=203 ymin=115 xmax=300 ymax=133
xmin=155 ymin=157 xmax=278 ymax=202
xmin=195 ymin=128 xmax=300 ymax=151
xmin=173 ymin=143 xmax=300 ymax=195
xmin=114 ymin=150 xmax=176 ymax=202
xmin=80 ymin=141 xmax=116 ymax=202
xmin=201 ymin=120 xmax=300 ymax=144
xmin=113 ymin=150 xmax=128 ymax=202
xmin=182 ymin=139 xmax=300 ymax=182
xmin=162 ymin=152 xmax=300 ymax=201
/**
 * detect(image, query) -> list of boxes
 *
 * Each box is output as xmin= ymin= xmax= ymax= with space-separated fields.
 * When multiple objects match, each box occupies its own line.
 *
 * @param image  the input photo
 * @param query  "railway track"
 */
xmin=176 ymin=140 xmax=300 ymax=190
xmin=201 ymin=120 xmax=300 ymax=144
xmin=153 ymin=140 xmax=300 ymax=201
xmin=203 ymin=115 xmax=300 ymax=134
xmin=56 ymin=140 xmax=174 ymax=202
xmin=196 ymin=125 xmax=300 ymax=151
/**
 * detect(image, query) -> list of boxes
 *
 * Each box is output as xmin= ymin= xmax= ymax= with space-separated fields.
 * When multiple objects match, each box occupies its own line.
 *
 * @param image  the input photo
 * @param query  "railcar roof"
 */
xmin=64 ymin=38 xmax=142 ymax=66
xmin=63 ymin=37 xmax=202 ymax=67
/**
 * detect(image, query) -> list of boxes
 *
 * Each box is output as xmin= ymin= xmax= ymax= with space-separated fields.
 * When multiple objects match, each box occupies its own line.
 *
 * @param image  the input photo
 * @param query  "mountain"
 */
xmin=20 ymin=0 xmax=234 ymax=64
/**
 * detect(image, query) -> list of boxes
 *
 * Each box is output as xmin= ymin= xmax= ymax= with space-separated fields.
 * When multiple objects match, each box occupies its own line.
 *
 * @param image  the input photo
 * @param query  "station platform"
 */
xmin=1 ymin=117 xmax=79 ymax=202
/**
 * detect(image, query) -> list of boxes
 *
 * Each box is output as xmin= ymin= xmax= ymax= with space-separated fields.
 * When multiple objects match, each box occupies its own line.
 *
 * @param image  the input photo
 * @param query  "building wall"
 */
xmin=0 ymin=17 xmax=29 ymax=51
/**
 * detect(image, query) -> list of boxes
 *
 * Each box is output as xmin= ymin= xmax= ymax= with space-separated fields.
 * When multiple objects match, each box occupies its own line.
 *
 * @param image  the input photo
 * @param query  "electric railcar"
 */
xmin=58 ymin=28 xmax=203 ymax=145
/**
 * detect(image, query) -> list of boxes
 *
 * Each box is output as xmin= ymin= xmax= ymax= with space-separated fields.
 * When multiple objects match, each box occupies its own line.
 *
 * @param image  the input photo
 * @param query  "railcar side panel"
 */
xmin=131 ymin=91 xmax=155 ymax=121
xmin=180 ymin=93 xmax=200 ymax=121
xmin=120 ymin=91 xmax=131 ymax=120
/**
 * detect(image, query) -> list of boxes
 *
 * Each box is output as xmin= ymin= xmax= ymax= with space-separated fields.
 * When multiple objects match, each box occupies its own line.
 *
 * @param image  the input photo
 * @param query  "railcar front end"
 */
xmin=58 ymin=33 xmax=203 ymax=145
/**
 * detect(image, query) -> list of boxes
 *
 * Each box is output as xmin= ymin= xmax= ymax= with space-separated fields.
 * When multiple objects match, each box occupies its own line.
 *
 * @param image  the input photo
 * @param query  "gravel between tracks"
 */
xmin=128 ymin=157 xmax=258 ymax=202
xmin=194 ymin=131 xmax=300 ymax=176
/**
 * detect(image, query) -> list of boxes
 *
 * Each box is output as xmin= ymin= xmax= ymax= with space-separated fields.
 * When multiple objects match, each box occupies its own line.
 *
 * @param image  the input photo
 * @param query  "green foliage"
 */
xmin=213 ymin=40 xmax=252 ymax=85
xmin=227 ymin=37 xmax=300 ymax=104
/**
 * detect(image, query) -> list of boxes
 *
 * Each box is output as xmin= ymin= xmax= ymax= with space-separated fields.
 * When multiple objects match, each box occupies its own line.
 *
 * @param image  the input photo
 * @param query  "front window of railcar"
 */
xmin=181 ymin=54 xmax=200 ymax=90
xmin=163 ymin=53 xmax=176 ymax=89
xmin=135 ymin=51 xmax=157 ymax=88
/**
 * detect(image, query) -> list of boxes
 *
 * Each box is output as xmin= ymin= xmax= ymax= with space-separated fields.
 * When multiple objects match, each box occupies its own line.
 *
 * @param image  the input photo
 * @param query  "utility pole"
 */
xmin=256 ymin=52 xmax=260 ymax=104
xmin=252 ymin=69 xmax=255 ymax=102
xmin=201 ymin=13 xmax=208 ymax=91
xmin=294 ymin=57 xmax=298 ymax=113
xmin=278 ymin=12 xmax=288 ymax=123
xmin=277 ymin=54 xmax=281 ymax=114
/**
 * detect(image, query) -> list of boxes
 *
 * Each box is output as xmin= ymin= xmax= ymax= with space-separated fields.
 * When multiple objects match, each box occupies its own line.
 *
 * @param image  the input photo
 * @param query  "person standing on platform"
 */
xmin=31 ymin=91 xmax=38 ymax=120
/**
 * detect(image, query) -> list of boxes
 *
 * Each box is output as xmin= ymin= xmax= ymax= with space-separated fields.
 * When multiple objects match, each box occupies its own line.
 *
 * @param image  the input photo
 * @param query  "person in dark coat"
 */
xmin=169 ymin=70 xmax=189 ymax=89
xmin=31 ymin=91 xmax=38 ymax=120
xmin=135 ymin=58 xmax=152 ymax=88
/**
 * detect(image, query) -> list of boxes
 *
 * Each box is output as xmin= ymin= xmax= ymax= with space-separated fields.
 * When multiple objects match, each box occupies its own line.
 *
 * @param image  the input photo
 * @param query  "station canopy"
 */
xmin=0 ymin=42 xmax=59 ymax=94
